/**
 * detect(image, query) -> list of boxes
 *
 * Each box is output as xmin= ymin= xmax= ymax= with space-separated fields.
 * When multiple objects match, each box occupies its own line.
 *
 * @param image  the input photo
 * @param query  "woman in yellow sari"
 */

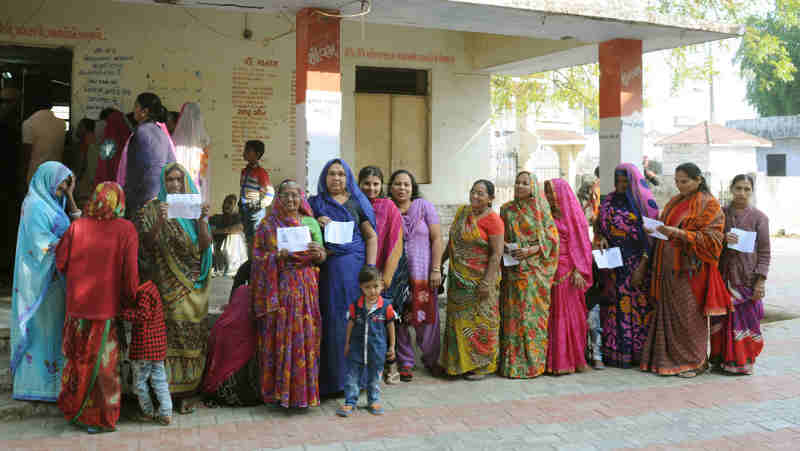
xmin=441 ymin=180 xmax=504 ymax=380
xmin=135 ymin=162 xmax=212 ymax=412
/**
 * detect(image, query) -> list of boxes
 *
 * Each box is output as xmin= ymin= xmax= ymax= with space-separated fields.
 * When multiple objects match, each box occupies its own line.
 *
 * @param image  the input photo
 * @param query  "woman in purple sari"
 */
xmin=388 ymin=170 xmax=444 ymax=381
xmin=308 ymin=159 xmax=377 ymax=395
xmin=711 ymin=174 xmax=770 ymax=375
xmin=594 ymin=163 xmax=659 ymax=368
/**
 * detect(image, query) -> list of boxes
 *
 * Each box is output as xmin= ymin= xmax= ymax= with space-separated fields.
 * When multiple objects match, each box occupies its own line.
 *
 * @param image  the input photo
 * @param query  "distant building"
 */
xmin=726 ymin=116 xmax=800 ymax=176
xmin=656 ymin=121 xmax=771 ymax=196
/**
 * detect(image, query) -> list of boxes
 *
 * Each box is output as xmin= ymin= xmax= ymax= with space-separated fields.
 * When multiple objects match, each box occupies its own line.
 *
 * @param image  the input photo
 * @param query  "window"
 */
xmin=766 ymin=154 xmax=787 ymax=176
xmin=354 ymin=67 xmax=430 ymax=183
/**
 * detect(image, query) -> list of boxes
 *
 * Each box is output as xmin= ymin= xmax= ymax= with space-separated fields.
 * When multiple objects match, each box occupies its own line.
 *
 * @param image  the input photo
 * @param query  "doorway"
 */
xmin=0 ymin=45 xmax=73 ymax=286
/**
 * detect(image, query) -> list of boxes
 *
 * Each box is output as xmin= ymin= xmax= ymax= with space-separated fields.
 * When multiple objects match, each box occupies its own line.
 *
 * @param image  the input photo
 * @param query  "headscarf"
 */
xmin=11 ymin=162 xmax=73 ymax=373
xmin=547 ymin=178 xmax=593 ymax=286
xmin=371 ymin=197 xmax=402 ymax=271
xmin=501 ymin=172 xmax=559 ymax=282
xmin=251 ymin=181 xmax=316 ymax=316
xmin=172 ymin=103 xmax=211 ymax=201
xmin=86 ymin=182 xmax=126 ymax=220
xmin=157 ymin=162 xmax=212 ymax=289
xmin=94 ymin=111 xmax=131 ymax=185
xmin=308 ymin=159 xmax=376 ymax=255
xmin=611 ymin=163 xmax=660 ymax=249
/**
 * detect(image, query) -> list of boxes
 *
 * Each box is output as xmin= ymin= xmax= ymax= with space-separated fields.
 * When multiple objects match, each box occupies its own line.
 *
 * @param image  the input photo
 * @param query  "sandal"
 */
xmin=463 ymin=372 xmax=486 ymax=381
xmin=156 ymin=415 xmax=172 ymax=426
xmin=384 ymin=361 xmax=401 ymax=385
xmin=368 ymin=403 xmax=385 ymax=415
xmin=677 ymin=371 xmax=697 ymax=379
xmin=399 ymin=366 xmax=413 ymax=382
xmin=336 ymin=405 xmax=354 ymax=417
xmin=175 ymin=400 xmax=195 ymax=415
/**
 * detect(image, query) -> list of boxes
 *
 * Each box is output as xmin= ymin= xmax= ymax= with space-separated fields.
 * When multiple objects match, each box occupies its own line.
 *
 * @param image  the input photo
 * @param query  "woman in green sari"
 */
xmin=135 ymin=162 xmax=212 ymax=413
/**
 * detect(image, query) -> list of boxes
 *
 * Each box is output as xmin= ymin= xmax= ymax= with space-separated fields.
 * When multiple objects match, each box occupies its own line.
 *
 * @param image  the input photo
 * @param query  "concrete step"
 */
xmin=0 ymin=392 xmax=61 ymax=422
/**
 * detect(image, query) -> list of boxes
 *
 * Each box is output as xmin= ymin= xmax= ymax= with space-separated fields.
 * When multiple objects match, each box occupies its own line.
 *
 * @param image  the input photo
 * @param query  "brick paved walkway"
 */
xmin=2 ymin=318 xmax=800 ymax=450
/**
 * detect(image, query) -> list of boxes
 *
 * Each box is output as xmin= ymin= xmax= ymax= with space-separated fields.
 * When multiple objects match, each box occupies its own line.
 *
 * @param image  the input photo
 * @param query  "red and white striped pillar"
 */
xmin=295 ymin=8 xmax=342 ymax=192
xmin=598 ymin=39 xmax=644 ymax=193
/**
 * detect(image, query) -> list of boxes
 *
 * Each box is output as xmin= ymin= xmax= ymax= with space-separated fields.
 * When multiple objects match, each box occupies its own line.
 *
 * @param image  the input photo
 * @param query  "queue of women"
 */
xmin=11 ymin=89 xmax=771 ymax=433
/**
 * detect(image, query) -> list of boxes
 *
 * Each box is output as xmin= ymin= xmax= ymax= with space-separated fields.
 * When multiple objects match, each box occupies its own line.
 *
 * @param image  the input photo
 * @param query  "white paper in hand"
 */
xmin=592 ymin=247 xmax=624 ymax=269
xmin=729 ymin=228 xmax=757 ymax=253
xmin=642 ymin=216 xmax=669 ymax=240
xmin=166 ymin=194 xmax=203 ymax=219
xmin=277 ymin=226 xmax=312 ymax=252
xmin=503 ymin=243 xmax=520 ymax=267
xmin=324 ymin=221 xmax=354 ymax=245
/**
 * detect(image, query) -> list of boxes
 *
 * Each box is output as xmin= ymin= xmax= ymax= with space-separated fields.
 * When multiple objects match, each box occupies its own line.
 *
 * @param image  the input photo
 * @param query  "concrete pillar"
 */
xmin=598 ymin=39 xmax=644 ymax=193
xmin=295 ymin=9 xmax=341 ymax=193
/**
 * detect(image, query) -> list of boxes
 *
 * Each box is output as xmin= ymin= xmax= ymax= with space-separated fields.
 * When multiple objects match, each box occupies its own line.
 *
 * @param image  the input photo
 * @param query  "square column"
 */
xmin=296 ymin=9 xmax=341 ymax=192
xmin=598 ymin=39 xmax=643 ymax=193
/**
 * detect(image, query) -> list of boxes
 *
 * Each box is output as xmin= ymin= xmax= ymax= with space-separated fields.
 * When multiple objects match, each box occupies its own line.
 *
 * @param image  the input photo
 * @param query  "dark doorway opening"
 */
xmin=0 ymin=45 xmax=73 ymax=287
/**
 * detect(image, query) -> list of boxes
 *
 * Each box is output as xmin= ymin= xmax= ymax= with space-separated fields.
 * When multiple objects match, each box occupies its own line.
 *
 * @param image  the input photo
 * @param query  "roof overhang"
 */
xmin=117 ymin=0 xmax=742 ymax=74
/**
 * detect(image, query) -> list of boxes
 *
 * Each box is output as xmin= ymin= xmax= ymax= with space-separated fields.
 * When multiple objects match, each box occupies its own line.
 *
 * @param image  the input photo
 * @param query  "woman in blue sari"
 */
xmin=308 ymin=159 xmax=378 ymax=395
xmin=11 ymin=161 xmax=79 ymax=401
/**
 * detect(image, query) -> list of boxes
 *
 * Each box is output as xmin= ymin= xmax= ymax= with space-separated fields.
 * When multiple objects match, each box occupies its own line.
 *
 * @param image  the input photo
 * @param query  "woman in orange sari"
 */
xmin=640 ymin=162 xmax=728 ymax=378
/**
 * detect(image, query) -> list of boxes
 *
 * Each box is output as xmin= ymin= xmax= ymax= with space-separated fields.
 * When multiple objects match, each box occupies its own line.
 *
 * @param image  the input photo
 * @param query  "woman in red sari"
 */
xmin=56 ymin=182 xmax=139 ymax=433
xmin=640 ymin=162 xmax=728 ymax=378
xmin=251 ymin=180 xmax=326 ymax=408
xmin=543 ymin=179 xmax=593 ymax=375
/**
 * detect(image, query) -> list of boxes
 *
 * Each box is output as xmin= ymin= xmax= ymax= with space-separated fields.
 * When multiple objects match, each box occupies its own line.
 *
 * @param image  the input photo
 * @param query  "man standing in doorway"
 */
xmin=22 ymin=98 xmax=66 ymax=184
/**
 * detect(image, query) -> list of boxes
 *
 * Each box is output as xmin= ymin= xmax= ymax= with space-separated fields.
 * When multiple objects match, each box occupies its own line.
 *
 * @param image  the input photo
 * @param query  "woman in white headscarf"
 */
xmin=172 ymin=103 xmax=211 ymax=201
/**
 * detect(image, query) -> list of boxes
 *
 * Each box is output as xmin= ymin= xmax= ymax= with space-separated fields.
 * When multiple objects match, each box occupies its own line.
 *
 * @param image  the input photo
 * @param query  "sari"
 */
xmin=711 ymin=206 xmax=770 ymax=374
xmin=172 ymin=103 xmax=211 ymax=201
xmin=441 ymin=206 xmax=504 ymax=376
xmin=545 ymin=179 xmax=593 ymax=374
xmin=640 ymin=190 xmax=725 ymax=375
xmin=395 ymin=198 xmax=442 ymax=370
xmin=94 ymin=112 xmax=130 ymax=186
xmin=121 ymin=121 xmax=176 ymax=218
xmin=251 ymin=187 xmax=322 ymax=408
xmin=499 ymin=175 xmax=559 ymax=378
xmin=596 ymin=164 xmax=659 ymax=367
xmin=372 ymin=198 xmax=402 ymax=273
xmin=11 ymin=162 xmax=72 ymax=401
xmin=308 ymin=159 xmax=375 ymax=395
xmin=57 ymin=182 xmax=131 ymax=432
xmin=135 ymin=163 xmax=212 ymax=396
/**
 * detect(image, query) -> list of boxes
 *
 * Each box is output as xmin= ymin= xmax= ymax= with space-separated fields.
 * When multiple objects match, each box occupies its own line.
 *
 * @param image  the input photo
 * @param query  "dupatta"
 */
xmin=371 ymin=197 xmax=402 ymax=271
xmin=173 ymin=103 xmax=211 ymax=201
xmin=307 ymin=159 xmax=376 ymax=256
xmin=154 ymin=163 xmax=212 ymax=290
xmin=95 ymin=111 xmax=130 ymax=185
xmin=11 ymin=162 xmax=73 ymax=373
xmin=500 ymin=173 xmax=559 ymax=283
xmin=549 ymin=178 xmax=593 ymax=286
xmin=448 ymin=206 xmax=497 ymax=287
xmin=251 ymin=185 xmax=316 ymax=316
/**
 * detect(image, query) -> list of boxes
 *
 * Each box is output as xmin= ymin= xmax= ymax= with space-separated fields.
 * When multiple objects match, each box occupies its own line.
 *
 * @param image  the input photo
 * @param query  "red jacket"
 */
xmin=120 ymin=281 xmax=167 ymax=361
xmin=56 ymin=217 xmax=139 ymax=320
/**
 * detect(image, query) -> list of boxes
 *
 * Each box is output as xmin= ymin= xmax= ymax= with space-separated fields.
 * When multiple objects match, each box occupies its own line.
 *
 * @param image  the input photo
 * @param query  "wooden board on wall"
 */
xmin=355 ymin=93 xmax=392 ymax=178
xmin=391 ymin=95 xmax=429 ymax=183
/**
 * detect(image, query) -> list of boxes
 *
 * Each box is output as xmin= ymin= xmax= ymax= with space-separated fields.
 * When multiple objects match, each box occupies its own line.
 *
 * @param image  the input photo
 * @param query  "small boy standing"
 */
xmin=121 ymin=281 xmax=172 ymax=425
xmin=337 ymin=266 xmax=396 ymax=417
xmin=239 ymin=140 xmax=274 ymax=249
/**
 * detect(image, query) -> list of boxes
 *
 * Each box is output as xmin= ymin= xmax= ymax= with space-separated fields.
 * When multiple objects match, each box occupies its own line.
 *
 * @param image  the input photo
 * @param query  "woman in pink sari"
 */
xmin=358 ymin=166 xmax=404 ymax=383
xmin=544 ymin=179 xmax=593 ymax=374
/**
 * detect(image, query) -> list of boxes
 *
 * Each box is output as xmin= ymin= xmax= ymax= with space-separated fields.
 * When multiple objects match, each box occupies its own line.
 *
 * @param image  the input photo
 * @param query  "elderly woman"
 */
xmin=711 ymin=174 xmax=770 ymax=375
xmin=544 ymin=179 xmax=594 ymax=375
xmin=387 ymin=169 xmax=445 ymax=381
xmin=11 ymin=162 xmax=78 ymax=402
xmin=56 ymin=182 xmax=139 ymax=433
xmin=499 ymin=172 xmax=559 ymax=379
xmin=641 ymin=162 xmax=726 ymax=378
xmin=594 ymin=163 xmax=659 ymax=368
xmin=123 ymin=92 xmax=176 ymax=219
xmin=309 ymin=159 xmax=377 ymax=395
xmin=441 ymin=180 xmax=504 ymax=380
xmin=251 ymin=179 xmax=326 ymax=408
xmin=359 ymin=167 xmax=404 ymax=383
xmin=135 ymin=162 xmax=212 ymax=412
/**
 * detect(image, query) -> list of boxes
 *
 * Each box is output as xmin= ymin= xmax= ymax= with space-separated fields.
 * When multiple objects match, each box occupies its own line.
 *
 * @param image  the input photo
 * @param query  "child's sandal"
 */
xmin=399 ymin=366 xmax=413 ymax=382
xmin=336 ymin=405 xmax=354 ymax=417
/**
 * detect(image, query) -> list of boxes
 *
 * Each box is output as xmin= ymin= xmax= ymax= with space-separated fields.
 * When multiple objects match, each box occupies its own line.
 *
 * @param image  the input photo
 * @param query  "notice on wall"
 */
xmin=231 ymin=57 xmax=279 ymax=173
xmin=80 ymin=47 xmax=134 ymax=119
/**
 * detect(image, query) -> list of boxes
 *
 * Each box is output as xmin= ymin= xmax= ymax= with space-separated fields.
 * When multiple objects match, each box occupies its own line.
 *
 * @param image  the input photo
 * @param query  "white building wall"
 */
xmin=661 ymin=144 xmax=710 ymax=176
xmin=708 ymin=146 xmax=758 ymax=193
